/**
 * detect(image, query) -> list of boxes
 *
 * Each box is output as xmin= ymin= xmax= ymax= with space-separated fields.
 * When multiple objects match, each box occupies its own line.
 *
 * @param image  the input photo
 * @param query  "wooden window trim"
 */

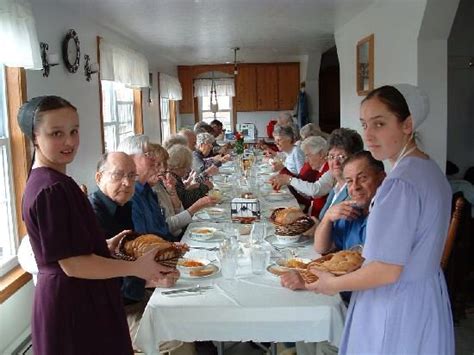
xmin=1 ymin=66 xmax=32 ymax=303
xmin=169 ymin=100 xmax=177 ymax=135
xmin=133 ymin=89 xmax=144 ymax=134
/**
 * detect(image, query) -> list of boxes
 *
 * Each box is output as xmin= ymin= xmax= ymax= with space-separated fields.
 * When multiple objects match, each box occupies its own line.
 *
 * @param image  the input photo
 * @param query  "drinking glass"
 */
xmin=251 ymin=221 xmax=266 ymax=245
xmin=218 ymin=239 xmax=239 ymax=279
xmin=250 ymin=245 xmax=270 ymax=275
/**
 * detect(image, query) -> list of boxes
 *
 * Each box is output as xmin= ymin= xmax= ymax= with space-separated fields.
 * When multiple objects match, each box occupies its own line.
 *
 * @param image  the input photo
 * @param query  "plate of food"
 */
xmin=177 ymin=258 xmax=211 ymax=275
xmin=188 ymin=227 xmax=225 ymax=243
xmin=276 ymin=257 xmax=311 ymax=269
xmin=180 ymin=263 xmax=220 ymax=279
xmin=266 ymin=263 xmax=291 ymax=277
xmin=205 ymin=207 xmax=226 ymax=218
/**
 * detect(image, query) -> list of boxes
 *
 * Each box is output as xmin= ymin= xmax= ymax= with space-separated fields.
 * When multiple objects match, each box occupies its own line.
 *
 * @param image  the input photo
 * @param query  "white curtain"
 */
xmin=159 ymin=73 xmax=182 ymax=100
xmin=0 ymin=0 xmax=41 ymax=69
xmin=194 ymin=78 xmax=235 ymax=97
xmin=99 ymin=39 xmax=149 ymax=88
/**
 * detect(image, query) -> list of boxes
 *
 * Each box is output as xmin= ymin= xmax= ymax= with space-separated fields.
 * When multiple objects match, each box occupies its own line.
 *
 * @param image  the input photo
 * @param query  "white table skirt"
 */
xmin=134 ymin=182 xmax=346 ymax=354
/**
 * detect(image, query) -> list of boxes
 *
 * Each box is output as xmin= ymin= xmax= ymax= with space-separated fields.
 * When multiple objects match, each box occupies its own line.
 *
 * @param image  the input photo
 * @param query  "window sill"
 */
xmin=0 ymin=266 xmax=32 ymax=304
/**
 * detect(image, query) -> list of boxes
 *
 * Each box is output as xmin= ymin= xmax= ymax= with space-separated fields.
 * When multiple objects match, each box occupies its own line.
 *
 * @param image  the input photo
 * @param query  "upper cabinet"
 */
xmin=235 ymin=64 xmax=257 ymax=111
xmin=177 ymin=66 xmax=194 ymax=114
xmin=278 ymin=63 xmax=300 ymax=110
xmin=256 ymin=64 xmax=279 ymax=111
xmin=177 ymin=62 xmax=300 ymax=114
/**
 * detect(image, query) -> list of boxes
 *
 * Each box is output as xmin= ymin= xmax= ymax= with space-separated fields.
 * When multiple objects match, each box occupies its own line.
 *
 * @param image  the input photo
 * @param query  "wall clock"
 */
xmin=62 ymin=29 xmax=81 ymax=73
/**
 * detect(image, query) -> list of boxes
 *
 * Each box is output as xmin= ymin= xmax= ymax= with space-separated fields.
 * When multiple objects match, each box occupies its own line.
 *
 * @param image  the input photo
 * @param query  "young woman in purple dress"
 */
xmin=19 ymin=96 xmax=173 ymax=355
xmin=305 ymin=85 xmax=454 ymax=354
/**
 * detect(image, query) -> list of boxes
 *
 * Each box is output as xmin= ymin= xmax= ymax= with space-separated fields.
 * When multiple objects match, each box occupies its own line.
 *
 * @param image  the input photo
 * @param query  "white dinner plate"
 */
xmin=180 ymin=263 xmax=220 ymax=279
xmin=265 ymin=191 xmax=290 ymax=201
xmin=265 ymin=234 xmax=312 ymax=247
xmin=188 ymin=230 xmax=225 ymax=243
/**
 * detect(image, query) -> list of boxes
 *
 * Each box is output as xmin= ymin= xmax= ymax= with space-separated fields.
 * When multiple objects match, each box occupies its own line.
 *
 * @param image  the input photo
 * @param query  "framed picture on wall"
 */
xmin=356 ymin=34 xmax=374 ymax=96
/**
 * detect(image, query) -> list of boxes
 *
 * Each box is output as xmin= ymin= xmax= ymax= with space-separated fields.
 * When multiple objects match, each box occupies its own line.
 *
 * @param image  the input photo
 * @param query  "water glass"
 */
xmin=250 ymin=245 xmax=270 ymax=275
xmin=251 ymin=221 xmax=266 ymax=245
xmin=220 ymin=255 xmax=238 ymax=279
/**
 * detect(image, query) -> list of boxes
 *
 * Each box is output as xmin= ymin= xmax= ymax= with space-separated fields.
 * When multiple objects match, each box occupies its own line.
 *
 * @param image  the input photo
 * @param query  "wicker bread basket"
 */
xmin=307 ymin=250 xmax=364 ymax=276
xmin=115 ymin=232 xmax=189 ymax=268
xmin=270 ymin=208 xmax=315 ymax=236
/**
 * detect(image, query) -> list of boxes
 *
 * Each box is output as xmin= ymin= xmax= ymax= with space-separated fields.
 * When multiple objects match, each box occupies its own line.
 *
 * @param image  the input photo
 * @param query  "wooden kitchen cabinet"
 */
xmin=177 ymin=66 xmax=194 ymax=113
xmin=278 ymin=63 xmax=300 ymax=110
xmin=256 ymin=64 xmax=278 ymax=111
xmin=235 ymin=64 xmax=257 ymax=111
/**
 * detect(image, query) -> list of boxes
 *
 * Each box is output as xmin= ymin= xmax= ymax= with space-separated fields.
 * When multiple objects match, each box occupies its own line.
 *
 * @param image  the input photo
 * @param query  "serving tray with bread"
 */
xmin=115 ymin=232 xmax=189 ymax=268
xmin=270 ymin=207 xmax=315 ymax=236
xmin=297 ymin=250 xmax=365 ymax=283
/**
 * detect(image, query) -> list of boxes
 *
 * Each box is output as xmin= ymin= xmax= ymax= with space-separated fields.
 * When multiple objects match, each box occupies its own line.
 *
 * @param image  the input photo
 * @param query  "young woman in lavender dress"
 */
xmin=306 ymin=85 xmax=454 ymax=354
xmin=19 ymin=96 xmax=173 ymax=354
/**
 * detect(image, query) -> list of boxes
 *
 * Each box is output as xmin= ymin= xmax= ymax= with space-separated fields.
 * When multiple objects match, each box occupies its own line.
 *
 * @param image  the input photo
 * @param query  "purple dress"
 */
xmin=22 ymin=167 xmax=133 ymax=355
xmin=339 ymin=157 xmax=455 ymax=354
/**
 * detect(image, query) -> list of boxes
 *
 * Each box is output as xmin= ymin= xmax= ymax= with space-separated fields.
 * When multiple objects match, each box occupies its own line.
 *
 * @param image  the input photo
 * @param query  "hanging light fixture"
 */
xmin=232 ymin=47 xmax=240 ymax=75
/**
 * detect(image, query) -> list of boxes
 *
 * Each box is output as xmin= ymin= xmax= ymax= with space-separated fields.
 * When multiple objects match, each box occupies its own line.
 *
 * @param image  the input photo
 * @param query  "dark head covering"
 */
xmin=17 ymin=95 xmax=76 ymax=141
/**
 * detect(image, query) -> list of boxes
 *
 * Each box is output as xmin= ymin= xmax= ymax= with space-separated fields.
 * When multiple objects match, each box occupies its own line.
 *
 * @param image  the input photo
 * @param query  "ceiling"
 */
xmin=37 ymin=0 xmax=375 ymax=65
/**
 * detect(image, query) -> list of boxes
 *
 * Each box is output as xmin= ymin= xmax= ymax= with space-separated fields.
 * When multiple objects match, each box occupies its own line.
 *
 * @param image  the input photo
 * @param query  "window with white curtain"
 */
xmin=0 ymin=65 xmax=19 ymax=275
xmin=199 ymin=95 xmax=233 ymax=133
xmin=160 ymin=98 xmax=170 ymax=141
xmin=101 ymin=80 xmax=135 ymax=152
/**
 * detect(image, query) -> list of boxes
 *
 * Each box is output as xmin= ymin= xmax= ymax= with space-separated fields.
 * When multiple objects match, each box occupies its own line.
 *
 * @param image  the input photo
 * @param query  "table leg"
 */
xmin=217 ymin=341 xmax=225 ymax=355
xmin=270 ymin=342 xmax=277 ymax=355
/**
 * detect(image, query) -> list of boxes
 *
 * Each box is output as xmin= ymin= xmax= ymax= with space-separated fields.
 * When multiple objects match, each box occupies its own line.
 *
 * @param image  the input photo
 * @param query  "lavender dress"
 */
xmin=339 ymin=157 xmax=454 ymax=354
xmin=22 ymin=167 xmax=133 ymax=355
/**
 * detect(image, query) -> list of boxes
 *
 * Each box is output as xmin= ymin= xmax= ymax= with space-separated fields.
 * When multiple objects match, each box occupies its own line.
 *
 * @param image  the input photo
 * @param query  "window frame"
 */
xmin=198 ymin=95 xmax=233 ymax=133
xmin=99 ymin=80 xmax=144 ymax=153
xmin=0 ymin=66 xmax=32 ymax=304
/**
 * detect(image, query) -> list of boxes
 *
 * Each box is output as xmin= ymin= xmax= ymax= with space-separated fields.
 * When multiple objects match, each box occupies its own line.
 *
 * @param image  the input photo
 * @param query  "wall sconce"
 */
xmin=40 ymin=42 xmax=59 ymax=78
xmin=148 ymin=72 xmax=153 ymax=104
xmin=84 ymin=54 xmax=99 ymax=81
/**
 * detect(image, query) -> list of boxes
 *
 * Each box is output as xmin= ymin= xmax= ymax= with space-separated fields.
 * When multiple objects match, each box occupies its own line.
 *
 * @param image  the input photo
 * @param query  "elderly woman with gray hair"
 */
xmin=300 ymin=123 xmax=330 ymax=140
xmin=168 ymin=144 xmax=213 ymax=209
xmin=192 ymin=132 xmax=229 ymax=177
xmin=271 ymin=125 xmax=305 ymax=175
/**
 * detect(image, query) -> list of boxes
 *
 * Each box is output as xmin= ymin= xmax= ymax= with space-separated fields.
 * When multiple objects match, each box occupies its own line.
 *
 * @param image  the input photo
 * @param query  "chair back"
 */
xmin=441 ymin=194 xmax=466 ymax=269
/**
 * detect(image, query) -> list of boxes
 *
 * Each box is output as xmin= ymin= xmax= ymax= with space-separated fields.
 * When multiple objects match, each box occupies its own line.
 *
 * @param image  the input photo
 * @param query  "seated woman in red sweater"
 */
xmin=279 ymin=136 xmax=329 ymax=216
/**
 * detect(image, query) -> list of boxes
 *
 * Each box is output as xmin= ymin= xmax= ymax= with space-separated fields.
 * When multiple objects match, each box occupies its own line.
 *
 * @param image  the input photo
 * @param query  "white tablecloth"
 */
xmin=134 ymin=183 xmax=346 ymax=354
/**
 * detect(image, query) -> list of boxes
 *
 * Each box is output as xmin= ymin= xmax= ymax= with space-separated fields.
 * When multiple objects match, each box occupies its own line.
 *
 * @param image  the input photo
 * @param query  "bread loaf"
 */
xmin=308 ymin=250 xmax=364 ymax=275
xmin=120 ymin=233 xmax=189 ymax=267
xmin=274 ymin=207 xmax=305 ymax=225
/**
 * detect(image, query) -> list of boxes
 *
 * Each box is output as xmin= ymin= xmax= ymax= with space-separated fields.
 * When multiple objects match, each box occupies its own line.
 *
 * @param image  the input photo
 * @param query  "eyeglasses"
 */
xmin=106 ymin=171 xmax=139 ymax=182
xmin=326 ymin=154 xmax=348 ymax=163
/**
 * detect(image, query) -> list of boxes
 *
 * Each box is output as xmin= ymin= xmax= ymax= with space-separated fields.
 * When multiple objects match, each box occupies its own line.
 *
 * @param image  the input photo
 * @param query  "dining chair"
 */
xmin=441 ymin=194 xmax=466 ymax=270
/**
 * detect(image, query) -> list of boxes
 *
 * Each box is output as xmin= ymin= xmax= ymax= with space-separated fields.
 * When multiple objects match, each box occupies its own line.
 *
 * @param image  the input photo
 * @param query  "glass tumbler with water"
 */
xmin=218 ymin=239 xmax=239 ymax=279
xmin=251 ymin=221 xmax=266 ymax=245
xmin=250 ymin=244 xmax=270 ymax=275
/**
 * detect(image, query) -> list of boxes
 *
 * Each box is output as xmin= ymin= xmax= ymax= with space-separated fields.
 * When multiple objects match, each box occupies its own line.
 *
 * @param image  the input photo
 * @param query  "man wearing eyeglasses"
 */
xmin=89 ymin=151 xmax=179 ymax=347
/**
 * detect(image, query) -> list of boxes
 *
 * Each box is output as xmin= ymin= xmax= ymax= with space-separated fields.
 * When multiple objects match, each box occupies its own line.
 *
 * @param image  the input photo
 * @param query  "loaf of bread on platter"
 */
xmin=117 ymin=233 xmax=189 ymax=267
xmin=308 ymin=250 xmax=364 ymax=275
xmin=273 ymin=207 xmax=306 ymax=225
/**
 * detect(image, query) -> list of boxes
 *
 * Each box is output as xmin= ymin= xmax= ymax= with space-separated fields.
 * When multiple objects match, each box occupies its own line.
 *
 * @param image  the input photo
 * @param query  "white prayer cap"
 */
xmin=392 ymin=84 xmax=429 ymax=130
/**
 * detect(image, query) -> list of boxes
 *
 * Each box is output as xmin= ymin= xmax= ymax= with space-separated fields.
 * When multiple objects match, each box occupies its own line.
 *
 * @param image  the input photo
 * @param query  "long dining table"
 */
xmin=134 ymin=163 xmax=346 ymax=355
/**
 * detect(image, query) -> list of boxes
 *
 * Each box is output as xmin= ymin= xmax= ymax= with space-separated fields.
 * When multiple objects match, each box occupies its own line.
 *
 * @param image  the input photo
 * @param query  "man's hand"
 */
xmin=280 ymin=270 xmax=305 ymax=290
xmin=146 ymin=269 xmax=180 ymax=288
xmin=324 ymin=200 xmax=361 ymax=222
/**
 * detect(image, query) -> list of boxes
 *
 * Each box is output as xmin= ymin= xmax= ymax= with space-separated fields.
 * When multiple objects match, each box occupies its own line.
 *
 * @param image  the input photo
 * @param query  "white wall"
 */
xmin=1 ymin=3 xmax=177 ymax=352
xmin=447 ymin=0 xmax=474 ymax=177
xmin=335 ymin=0 xmax=459 ymax=171
xmin=25 ymin=3 xmax=176 ymax=189
xmin=0 ymin=281 xmax=34 ymax=353
xmin=305 ymin=51 xmax=322 ymax=124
